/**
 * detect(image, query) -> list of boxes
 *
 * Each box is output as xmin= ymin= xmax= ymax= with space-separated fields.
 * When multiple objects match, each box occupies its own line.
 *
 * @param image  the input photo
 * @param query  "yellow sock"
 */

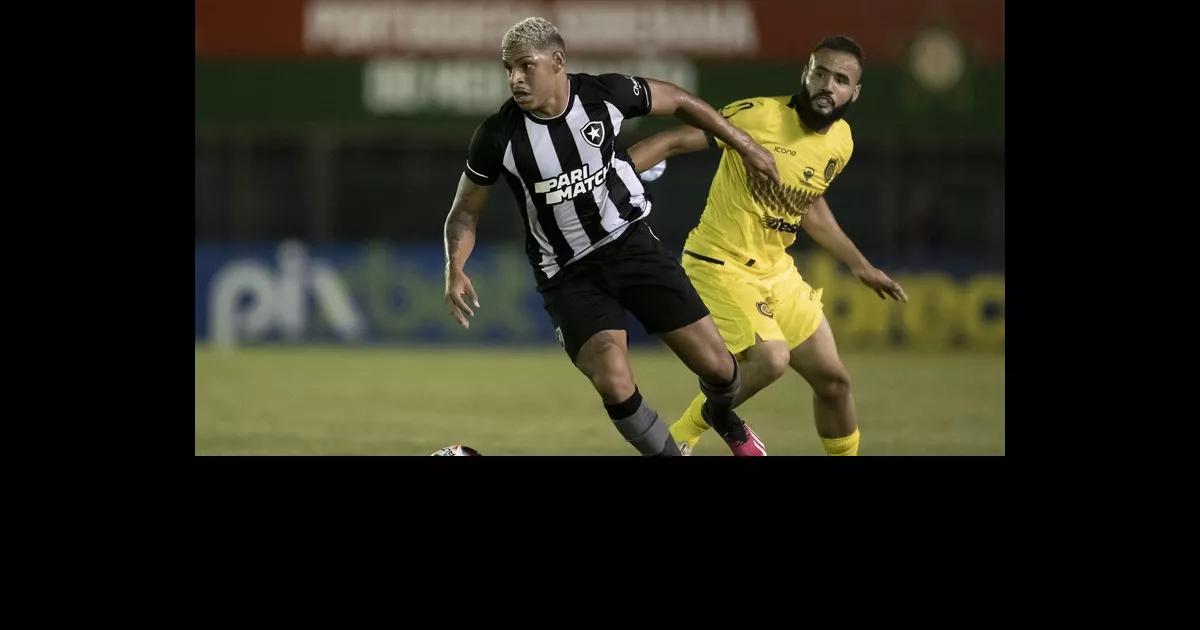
xmin=821 ymin=427 xmax=860 ymax=456
xmin=669 ymin=394 xmax=710 ymax=448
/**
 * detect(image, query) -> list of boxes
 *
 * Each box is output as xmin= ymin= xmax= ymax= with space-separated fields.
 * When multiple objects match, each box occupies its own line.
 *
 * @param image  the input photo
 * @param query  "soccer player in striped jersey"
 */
xmin=443 ymin=17 xmax=779 ymax=455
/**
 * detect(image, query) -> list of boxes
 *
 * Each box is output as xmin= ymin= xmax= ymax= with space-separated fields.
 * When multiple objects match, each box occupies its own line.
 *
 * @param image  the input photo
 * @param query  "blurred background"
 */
xmin=195 ymin=0 xmax=1004 ymax=455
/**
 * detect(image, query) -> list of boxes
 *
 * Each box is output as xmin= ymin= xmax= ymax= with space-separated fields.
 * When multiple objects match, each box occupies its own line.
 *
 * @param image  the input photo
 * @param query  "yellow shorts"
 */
xmin=682 ymin=250 xmax=825 ymax=356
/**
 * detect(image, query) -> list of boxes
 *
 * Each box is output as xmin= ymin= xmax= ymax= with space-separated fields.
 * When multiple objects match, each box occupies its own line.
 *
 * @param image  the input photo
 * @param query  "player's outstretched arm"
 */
xmin=802 ymin=196 xmax=908 ymax=302
xmin=627 ymin=126 xmax=710 ymax=175
xmin=443 ymin=174 xmax=491 ymax=328
xmin=644 ymin=79 xmax=780 ymax=186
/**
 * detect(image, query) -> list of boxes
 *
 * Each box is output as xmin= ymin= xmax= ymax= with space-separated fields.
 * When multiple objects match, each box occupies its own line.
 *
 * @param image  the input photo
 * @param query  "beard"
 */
xmin=794 ymin=85 xmax=854 ymax=130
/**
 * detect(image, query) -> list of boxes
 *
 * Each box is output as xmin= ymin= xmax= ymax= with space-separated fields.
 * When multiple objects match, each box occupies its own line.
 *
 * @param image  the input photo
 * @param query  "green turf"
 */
xmin=195 ymin=345 xmax=1003 ymax=455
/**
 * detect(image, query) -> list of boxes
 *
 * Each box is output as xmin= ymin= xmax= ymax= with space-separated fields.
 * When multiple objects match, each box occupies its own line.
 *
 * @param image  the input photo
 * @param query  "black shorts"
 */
xmin=540 ymin=221 xmax=710 ymax=363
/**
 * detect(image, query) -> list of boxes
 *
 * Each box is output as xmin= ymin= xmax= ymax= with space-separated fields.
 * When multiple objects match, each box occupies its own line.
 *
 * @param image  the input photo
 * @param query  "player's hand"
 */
xmin=853 ymin=266 xmax=908 ymax=302
xmin=737 ymin=142 xmax=782 ymax=187
xmin=444 ymin=269 xmax=480 ymax=328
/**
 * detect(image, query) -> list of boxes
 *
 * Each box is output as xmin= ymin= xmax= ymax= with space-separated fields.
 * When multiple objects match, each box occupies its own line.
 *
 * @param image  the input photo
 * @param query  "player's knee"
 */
xmin=591 ymin=367 xmax=634 ymax=401
xmin=583 ymin=351 xmax=634 ymax=400
xmin=761 ymin=345 xmax=790 ymax=381
xmin=746 ymin=343 xmax=789 ymax=381
xmin=814 ymin=370 xmax=852 ymax=401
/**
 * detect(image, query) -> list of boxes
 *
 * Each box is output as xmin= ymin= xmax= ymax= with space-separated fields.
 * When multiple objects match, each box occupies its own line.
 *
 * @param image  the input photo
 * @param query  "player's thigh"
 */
xmin=609 ymin=225 xmax=712 ymax=339
xmin=540 ymin=270 xmax=627 ymax=365
xmin=770 ymin=266 xmax=826 ymax=351
xmin=681 ymin=254 xmax=786 ymax=357
xmin=788 ymin=316 xmax=850 ymax=388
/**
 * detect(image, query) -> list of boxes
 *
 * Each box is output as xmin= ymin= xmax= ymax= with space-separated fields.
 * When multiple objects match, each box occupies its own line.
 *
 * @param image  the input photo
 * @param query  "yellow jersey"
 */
xmin=686 ymin=94 xmax=854 ymax=273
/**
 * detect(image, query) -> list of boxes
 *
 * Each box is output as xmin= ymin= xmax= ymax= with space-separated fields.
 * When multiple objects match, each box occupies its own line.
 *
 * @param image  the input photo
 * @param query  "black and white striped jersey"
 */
xmin=463 ymin=73 xmax=654 ymax=288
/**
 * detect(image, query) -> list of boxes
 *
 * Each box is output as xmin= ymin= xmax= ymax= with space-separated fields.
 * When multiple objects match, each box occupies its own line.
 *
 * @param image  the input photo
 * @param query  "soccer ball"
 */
xmin=430 ymin=444 xmax=481 ymax=456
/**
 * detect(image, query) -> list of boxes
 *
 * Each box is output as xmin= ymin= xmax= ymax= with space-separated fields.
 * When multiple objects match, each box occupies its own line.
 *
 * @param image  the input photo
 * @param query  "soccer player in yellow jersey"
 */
xmin=627 ymin=36 xmax=908 ymax=455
